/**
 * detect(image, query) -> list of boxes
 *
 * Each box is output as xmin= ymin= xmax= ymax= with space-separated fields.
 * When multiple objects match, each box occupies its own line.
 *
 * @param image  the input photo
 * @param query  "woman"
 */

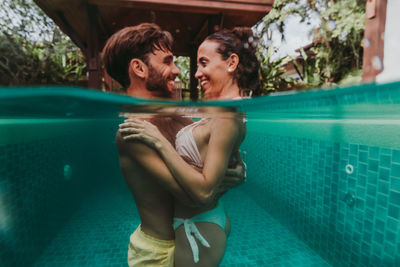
xmin=119 ymin=27 xmax=260 ymax=266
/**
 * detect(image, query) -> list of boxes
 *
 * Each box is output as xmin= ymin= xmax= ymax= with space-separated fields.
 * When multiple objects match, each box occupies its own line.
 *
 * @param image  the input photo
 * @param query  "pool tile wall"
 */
xmin=0 ymin=131 xmax=119 ymax=267
xmin=242 ymin=134 xmax=400 ymax=267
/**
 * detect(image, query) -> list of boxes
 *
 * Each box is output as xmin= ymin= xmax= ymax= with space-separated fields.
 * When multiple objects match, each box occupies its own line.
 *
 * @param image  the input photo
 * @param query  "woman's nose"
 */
xmin=194 ymin=68 xmax=202 ymax=79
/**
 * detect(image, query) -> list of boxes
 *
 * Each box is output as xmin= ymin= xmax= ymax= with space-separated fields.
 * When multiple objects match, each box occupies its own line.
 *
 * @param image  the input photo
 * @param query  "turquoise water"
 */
xmin=1 ymin=82 xmax=400 ymax=266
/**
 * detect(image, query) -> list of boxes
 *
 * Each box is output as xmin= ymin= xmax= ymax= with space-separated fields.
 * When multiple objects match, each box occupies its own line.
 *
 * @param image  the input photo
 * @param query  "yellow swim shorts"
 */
xmin=128 ymin=225 xmax=175 ymax=267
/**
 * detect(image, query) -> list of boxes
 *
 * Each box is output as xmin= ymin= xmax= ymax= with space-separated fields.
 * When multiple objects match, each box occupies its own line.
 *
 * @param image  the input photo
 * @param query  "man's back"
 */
xmin=116 ymin=115 xmax=193 ymax=240
xmin=117 ymin=136 xmax=175 ymax=239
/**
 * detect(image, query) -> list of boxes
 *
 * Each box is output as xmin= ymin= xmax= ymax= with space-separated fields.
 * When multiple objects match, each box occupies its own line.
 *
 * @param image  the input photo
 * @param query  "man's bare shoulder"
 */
xmin=116 ymin=130 xmax=160 ymax=161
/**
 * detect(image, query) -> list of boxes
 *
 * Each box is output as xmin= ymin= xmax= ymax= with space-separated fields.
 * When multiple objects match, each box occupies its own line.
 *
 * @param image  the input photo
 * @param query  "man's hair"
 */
xmin=102 ymin=23 xmax=173 ymax=89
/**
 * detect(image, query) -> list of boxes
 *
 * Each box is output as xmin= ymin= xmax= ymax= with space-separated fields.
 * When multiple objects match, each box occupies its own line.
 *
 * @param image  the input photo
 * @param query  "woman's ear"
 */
xmin=129 ymin=58 xmax=147 ymax=79
xmin=227 ymin=53 xmax=239 ymax=72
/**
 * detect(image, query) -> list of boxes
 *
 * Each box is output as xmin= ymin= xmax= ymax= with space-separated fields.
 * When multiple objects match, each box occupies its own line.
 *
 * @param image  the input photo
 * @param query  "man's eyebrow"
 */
xmin=164 ymin=55 xmax=173 ymax=63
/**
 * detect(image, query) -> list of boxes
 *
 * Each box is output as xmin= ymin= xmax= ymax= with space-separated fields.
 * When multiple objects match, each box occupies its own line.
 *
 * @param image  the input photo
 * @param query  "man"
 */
xmin=102 ymin=23 xmax=243 ymax=266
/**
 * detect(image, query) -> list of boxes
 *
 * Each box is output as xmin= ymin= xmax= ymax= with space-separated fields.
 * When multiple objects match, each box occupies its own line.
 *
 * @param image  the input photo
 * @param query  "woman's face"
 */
xmin=195 ymin=40 xmax=233 ymax=99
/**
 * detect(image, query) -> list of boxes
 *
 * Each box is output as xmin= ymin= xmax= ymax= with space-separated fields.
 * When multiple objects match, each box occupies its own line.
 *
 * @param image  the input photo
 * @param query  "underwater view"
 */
xmin=1 ymin=81 xmax=400 ymax=266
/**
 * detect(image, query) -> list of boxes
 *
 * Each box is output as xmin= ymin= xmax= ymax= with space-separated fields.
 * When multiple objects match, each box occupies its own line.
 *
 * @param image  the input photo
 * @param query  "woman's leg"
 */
xmin=174 ymin=222 xmax=227 ymax=267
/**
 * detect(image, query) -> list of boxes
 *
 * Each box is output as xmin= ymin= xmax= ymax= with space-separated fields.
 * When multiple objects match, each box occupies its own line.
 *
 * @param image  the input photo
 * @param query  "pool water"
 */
xmin=1 ymin=82 xmax=400 ymax=266
xmin=29 ymin=179 xmax=329 ymax=267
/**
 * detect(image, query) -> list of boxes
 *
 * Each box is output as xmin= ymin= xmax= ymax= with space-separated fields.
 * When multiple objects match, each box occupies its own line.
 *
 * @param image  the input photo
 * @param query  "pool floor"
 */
xmin=34 ymin=184 xmax=330 ymax=267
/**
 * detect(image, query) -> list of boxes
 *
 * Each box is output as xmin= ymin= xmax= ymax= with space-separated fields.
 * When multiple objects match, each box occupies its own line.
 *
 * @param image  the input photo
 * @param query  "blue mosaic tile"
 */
xmin=378 ymin=181 xmax=389 ymax=195
xmin=221 ymin=190 xmax=330 ymax=267
xmin=387 ymin=205 xmax=399 ymax=220
xmin=389 ymin=190 xmax=400 ymax=206
xmin=241 ymin=132 xmax=400 ymax=267
xmin=1 ymin=130 xmax=120 ymax=267
xmin=369 ymin=147 xmax=380 ymax=160
xmin=392 ymin=177 xmax=400 ymax=192
xmin=392 ymin=163 xmax=400 ymax=178
xmin=34 ymin=184 xmax=138 ymax=267
xmin=379 ymin=167 xmax=390 ymax=181
xmin=393 ymin=150 xmax=400 ymax=164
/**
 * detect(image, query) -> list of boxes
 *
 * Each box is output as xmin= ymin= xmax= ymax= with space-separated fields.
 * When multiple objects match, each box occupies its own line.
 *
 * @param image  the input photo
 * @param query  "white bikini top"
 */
xmin=175 ymin=119 xmax=205 ymax=169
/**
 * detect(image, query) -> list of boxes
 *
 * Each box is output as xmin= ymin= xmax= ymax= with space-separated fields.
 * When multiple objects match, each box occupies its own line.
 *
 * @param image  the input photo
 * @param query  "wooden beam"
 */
xmin=362 ymin=0 xmax=387 ymax=82
xmin=34 ymin=0 xmax=87 ymax=54
xmin=55 ymin=11 xmax=87 ymax=55
xmin=193 ymin=18 xmax=209 ymax=45
xmin=88 ymin=0 xmax=272 ymax=14
xmin=192 ymin=13 xmax=223 ymax=46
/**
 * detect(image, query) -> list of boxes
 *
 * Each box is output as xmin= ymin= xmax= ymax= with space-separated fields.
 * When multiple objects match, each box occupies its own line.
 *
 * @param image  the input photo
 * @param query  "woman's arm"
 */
xmin=119 ymin=117 xmax=242 ymax=205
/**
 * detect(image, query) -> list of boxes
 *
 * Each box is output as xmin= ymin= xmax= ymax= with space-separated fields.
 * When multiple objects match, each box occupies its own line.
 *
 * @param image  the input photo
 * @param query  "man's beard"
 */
xmin=146 ymin=64 xmax=171 ymax=98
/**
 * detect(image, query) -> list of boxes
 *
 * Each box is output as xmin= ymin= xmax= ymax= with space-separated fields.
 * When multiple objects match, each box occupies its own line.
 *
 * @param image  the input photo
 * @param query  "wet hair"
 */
xmin=102 ymin=23 xmax=173 ymax=89
xmin=205 ymin=27 xmax=261 ymax=96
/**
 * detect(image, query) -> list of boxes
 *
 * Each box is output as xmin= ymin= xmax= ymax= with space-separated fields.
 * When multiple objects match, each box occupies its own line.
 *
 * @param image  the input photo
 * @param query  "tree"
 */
xmin=260 ymin=0 xmax=366 ymax=88
xmin=257 ymin=43 xmax=296 ymax=94
xmin=0 ymin=0 xmax=86 ymax=86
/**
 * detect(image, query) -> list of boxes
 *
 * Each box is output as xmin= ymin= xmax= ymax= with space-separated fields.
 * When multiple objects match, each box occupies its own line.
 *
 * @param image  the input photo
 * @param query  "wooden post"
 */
xmin=189 ymin=48 xmax=199 ymax=101
xmin=103 ymin=70 xmax=113 ymax=91
xmin=362 ymin=0 xmax=387 ymax=82
xmin=87 ymin=4 xmax=102 ymax=89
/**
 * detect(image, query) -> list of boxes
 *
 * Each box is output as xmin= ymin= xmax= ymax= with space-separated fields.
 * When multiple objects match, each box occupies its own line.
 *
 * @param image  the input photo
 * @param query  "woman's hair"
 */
xmin=102 ymin=23 xmax=173 ymax=89
xmin=205 ymin=27 xmax=261 ymax=96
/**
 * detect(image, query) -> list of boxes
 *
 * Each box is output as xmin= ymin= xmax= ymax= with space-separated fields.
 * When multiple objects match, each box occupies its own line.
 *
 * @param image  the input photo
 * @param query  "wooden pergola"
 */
xmin=34 ymin=0 xmax=273 ymax=98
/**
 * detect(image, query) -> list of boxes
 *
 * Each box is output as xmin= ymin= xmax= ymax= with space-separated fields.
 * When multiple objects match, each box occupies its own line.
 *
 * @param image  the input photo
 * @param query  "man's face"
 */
xmin=145 ymin=49 xmax=180 ymax=97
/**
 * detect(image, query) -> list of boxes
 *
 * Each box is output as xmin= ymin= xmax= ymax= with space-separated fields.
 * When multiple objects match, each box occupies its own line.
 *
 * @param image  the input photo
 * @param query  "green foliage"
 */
xmin=262 ymin=0 xmax=366 ymax=88
xmin=174 ymin=56 xmax=190 ymax=89
xmin=257 ymin=44 xmax=296 ymax=93
xmin=0 ymin=0 xmax=86 ymax=86
xmin=338 ymin=68 xmax=362 ymax=86
xmin=294 ymin=48 xmax=323 ymax=87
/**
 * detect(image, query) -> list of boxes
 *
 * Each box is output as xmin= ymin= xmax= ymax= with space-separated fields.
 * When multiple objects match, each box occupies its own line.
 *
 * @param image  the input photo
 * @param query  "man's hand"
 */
xmin=119 ymin=118 xmax=164 ymax=150
xmin=216 ymin=151 xmax=246 ymax=197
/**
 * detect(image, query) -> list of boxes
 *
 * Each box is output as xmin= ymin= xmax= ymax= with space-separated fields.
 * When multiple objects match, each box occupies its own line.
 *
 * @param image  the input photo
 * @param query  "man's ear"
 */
xmin=227 ymin=53 xmax=239 ymax=72
xmin=129 ymin=58 xmax=147 ymax=79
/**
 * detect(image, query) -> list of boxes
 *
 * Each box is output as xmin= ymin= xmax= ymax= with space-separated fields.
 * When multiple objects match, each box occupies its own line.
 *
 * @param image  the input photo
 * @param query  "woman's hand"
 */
xmin=119 ymin=118 xmax=165 ymax=150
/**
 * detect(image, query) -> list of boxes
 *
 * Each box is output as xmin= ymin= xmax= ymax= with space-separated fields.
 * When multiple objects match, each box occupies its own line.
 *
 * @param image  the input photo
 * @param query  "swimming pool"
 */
xmin=1 ymin=82 xmax=400 ymax=266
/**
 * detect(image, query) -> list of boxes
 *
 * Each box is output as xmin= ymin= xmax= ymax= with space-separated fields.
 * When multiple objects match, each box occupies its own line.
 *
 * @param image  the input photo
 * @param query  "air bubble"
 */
xmin=64 ymin=164 xmax=72 ymax=181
